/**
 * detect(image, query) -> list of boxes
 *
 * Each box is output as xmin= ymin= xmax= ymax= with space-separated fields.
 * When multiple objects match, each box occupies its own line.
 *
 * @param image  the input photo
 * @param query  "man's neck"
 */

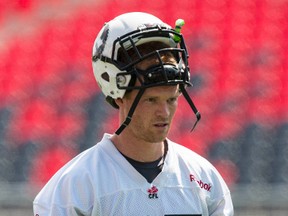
xmin=110 ymin=133 xmax=165 ymax=162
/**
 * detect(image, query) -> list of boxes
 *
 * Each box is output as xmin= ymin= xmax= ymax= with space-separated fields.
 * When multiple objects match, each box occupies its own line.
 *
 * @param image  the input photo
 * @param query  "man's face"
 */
xmin=121 ymin=56 xmax=181 ymax=143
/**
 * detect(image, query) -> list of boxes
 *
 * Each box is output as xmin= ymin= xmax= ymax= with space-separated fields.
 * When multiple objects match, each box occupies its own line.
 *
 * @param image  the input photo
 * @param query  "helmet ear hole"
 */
xmin=101 ymin=72 xmax=110 ymax=82
xmin=106 ymin=96 xmax=119 ymax=109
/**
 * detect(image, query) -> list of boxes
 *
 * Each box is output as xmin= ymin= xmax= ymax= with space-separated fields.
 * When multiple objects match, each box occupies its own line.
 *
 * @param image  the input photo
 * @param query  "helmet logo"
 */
xmin=93 ymin=24 xmax=109 ymax=59
xmin=137 ymin=23 xmax=166 ymax=30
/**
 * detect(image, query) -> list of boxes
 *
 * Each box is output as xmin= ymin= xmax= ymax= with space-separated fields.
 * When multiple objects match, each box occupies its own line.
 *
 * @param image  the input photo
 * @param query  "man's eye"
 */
xmin=147 ymin=98 xmax=156 ymax=103
xmin=168 ymin=97 xmax=178 ymax=104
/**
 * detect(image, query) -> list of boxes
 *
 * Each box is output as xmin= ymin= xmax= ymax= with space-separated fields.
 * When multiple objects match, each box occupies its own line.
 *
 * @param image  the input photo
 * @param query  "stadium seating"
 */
xmin=0 ymin=0 xmax=287 ymax=188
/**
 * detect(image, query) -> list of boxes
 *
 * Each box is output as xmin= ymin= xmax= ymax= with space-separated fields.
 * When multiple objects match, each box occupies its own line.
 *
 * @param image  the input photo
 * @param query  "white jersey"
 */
xmin=33 ymin=133 xmax=233 ymax=216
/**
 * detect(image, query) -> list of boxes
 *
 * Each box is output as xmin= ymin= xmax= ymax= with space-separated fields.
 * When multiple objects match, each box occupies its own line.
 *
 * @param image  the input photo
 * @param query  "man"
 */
xmin=33 ymin=12 xmax=234 ymax=215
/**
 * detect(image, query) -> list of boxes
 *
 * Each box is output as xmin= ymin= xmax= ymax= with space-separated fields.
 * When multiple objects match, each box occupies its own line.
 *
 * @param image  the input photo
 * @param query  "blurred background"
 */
xmin=0 ymin=0 xmax=287 ymax=215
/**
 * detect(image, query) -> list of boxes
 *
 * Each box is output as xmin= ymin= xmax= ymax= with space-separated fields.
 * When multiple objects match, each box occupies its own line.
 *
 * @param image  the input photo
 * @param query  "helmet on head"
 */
xmin=92 ymin=12 xmax=200 ymax=134
xmin=92 ymin=12 xmax=189 ymax=107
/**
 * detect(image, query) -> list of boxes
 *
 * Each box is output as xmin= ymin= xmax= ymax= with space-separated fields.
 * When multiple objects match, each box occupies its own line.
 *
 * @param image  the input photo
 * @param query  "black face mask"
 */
xmin=115 ymin=47 xmax=191 ymax=91
xmin=109 ymin=27 xmax=200 ymax=135
xmin=137 ymin=64 xmax=185 ymax=86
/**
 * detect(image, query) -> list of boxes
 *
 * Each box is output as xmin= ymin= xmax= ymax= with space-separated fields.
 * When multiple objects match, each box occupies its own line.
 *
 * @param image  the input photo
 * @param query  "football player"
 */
xmin=33 ymin=12 xmax=233 ymax=216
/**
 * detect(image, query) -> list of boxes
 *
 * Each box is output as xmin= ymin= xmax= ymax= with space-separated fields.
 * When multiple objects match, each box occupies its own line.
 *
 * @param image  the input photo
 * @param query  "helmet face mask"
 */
xmin=92 ymin=12 xmax=201 ymax=134
xmin=113 ymin=26 xmax=192 ymax=90
xmin=113 ymin=26 xmax=180 ymax=68
xmin=92 ymin=12 xmax=190 ymax=104
xmin=116 ymin=47 xmax=191 ymax=90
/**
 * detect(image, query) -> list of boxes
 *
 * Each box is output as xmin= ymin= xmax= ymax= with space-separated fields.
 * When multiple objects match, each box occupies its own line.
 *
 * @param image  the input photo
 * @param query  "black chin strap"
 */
xmin=115 ymin=85 xmax=201 ymax=135
xmin=115 ymin=88 xmax=145 ymax=135
xmin=179 ymin=84 xmax=201 ymax=131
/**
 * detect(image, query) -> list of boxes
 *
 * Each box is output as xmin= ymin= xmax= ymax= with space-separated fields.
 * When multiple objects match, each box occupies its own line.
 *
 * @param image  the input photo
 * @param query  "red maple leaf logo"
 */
xmin=147 ymin=185 xmax=158 ymax=194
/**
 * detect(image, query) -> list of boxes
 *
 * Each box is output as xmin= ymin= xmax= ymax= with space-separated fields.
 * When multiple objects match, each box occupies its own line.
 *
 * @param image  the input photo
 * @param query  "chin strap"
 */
xmin=115 ymin=85 xmax=201 ymax=135
xmin=179 ymin=84 xmax=201 ymax=132
xmin=115 ymin=88 xmax=145 ymax=135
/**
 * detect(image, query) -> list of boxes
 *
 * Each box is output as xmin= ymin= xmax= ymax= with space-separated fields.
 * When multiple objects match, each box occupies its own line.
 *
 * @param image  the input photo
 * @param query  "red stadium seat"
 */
xmin=29 ymin=146 xmax=76 ymax=186
xmin=0 ymin=0 xmax=287 ymax=187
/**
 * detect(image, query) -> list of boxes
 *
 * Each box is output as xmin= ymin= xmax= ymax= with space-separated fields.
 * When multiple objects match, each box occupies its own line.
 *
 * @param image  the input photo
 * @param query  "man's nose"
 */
xmin=156 ymin=102 xmax=170 ymax=117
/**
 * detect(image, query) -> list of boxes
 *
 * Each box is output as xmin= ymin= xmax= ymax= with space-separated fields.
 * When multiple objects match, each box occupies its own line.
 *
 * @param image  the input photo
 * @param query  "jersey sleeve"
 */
xmin=206 ymin=164 xmax=234 ymax=216
xmin=33 ymin=169 xmax=95 ymax=216
xmin=33 ymin=203 xmax=93 ymax=216
xmin=33 ymin=152 xmax=96 ymax=216
xmin=173 ymin=142 xmax=234 ymax=216
xmin=208 ymin=191 xmax=234 ymax=216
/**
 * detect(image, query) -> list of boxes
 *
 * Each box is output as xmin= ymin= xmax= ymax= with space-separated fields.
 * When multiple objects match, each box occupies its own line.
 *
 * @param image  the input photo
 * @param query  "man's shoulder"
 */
xmin=168 ymin=140 xmax=207 ymax=161
xmin=167 ymin=139 xmax=230 ymax=195
xmin=34 ymin=134 xmax=114 ymax=203
xmin=60 ymin=133 xmax=114 ymax=173
xmin=42 ymin=134 xmax=113 ymax=182
xmin=167 ymin=139 xmax=217 ymax=173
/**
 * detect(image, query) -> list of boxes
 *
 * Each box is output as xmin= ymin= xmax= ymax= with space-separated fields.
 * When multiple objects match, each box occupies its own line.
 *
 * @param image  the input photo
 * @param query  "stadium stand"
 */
xmin=0 ymin=0 xmax=287 ymax=214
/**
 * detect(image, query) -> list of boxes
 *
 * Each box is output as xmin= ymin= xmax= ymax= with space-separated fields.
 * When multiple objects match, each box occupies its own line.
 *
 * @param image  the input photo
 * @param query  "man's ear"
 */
xmin=114 ymin=98 xmax=124 ymax=108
